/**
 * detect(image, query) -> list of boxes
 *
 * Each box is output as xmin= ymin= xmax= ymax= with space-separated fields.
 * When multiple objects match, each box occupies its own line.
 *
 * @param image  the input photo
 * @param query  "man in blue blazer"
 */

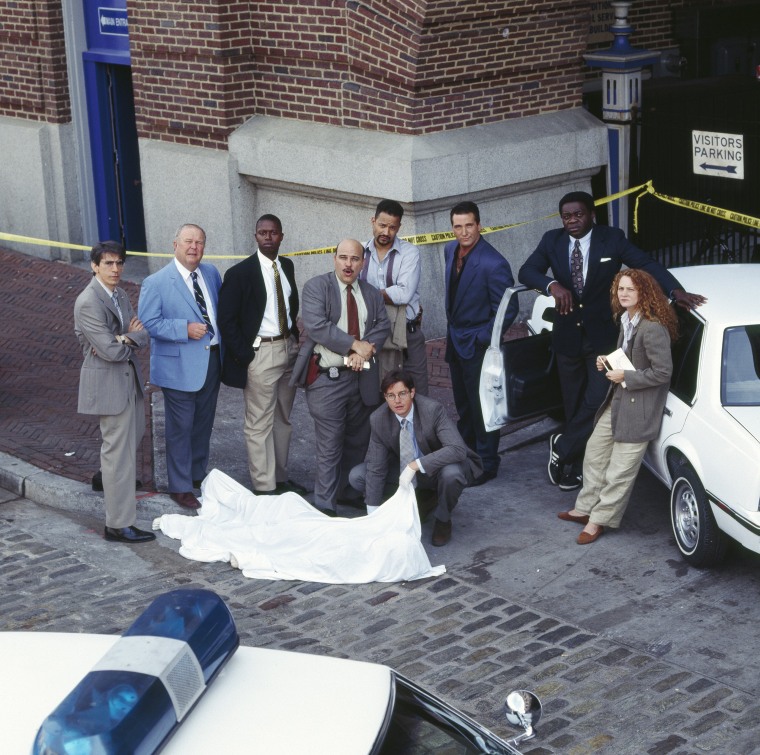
xmin=445 ymin=201 xmax=515 ymax=486
xmin=519 ymin=191 xmax=705 ymax=490
xmin=138 ymin=223 xmax=222 ymax=509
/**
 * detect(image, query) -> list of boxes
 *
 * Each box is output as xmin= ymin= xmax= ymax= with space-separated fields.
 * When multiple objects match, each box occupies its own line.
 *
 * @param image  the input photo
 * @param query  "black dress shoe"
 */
xmin=432 ymin=518 xmax=452 ymax=546
xmin=104 ymin=526 xmax=156 ymax=543
xmin=170 ymin=492 xmax=201 ymax=509
xmin=92 ymin=471 xmax=142 ymax=492
xmin=277 ymin=480 xmax=308 ymax=495
xmin=337 ymin=496 xmax=366 ymax=510
xmin=192 ymin=479 xmax=205 ymax=489
xmin=470 ymin=470 xmax=497 ymax=487
xmin=253 ymin=488 xmax=278 ymax=496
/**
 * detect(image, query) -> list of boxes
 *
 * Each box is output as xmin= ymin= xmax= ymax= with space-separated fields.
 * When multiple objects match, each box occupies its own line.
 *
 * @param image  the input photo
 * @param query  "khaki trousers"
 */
xmin=574 ymin=406 xmax=648 ymax=528
xmin=243 ymin=337 xmax=298 ymax=491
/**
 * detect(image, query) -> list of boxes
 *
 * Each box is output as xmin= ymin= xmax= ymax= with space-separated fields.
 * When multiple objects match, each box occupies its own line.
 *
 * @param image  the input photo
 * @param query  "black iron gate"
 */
xmin=632 ymin=75 xmax=760 ymax=267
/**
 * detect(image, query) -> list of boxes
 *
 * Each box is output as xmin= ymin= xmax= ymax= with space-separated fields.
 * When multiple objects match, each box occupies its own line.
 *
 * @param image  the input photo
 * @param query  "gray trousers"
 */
xmin=404 ymin=326 xmax=429 ymax=396
xmin=306 ymin=370 xmax=375 ymax=511
xmin=100 ymin=365 xmax=144 ymax=528
xmin=349 ymin=460 xmax=471 ymax=523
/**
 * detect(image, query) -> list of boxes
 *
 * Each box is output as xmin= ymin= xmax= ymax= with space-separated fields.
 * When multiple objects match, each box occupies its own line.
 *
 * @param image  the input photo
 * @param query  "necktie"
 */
xmin=399 ymin=418 xmax=417 ymax=487
xmin=191 ymin=271 xmax=214 ymax=336
xmin=111 ymin=292 xmax=123 ymax=329
xmin=570 ymin=240 xmax=584 ymax=298
xmin=272 ymin=262 xmax=288 ymax=336
xmin=346 ymin=284 xmax=360 ymax=340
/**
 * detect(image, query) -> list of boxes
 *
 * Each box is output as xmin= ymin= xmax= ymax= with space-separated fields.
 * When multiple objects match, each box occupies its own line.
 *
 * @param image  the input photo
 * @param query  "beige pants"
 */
xmin=243 ymin=337 xmax=298 ymax=491
xmin=574 ymin=406 xmax=648 ymax=528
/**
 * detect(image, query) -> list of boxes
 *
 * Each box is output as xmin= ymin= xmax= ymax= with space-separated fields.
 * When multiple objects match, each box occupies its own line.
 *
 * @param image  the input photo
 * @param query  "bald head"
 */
xmin=333 ymin=238 xmax=364 ymax=285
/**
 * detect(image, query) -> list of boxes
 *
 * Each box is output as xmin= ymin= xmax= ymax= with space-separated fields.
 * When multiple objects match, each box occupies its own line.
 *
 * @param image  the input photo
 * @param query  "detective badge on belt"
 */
xmin=327 ymin=366 xmax=341 ymax=380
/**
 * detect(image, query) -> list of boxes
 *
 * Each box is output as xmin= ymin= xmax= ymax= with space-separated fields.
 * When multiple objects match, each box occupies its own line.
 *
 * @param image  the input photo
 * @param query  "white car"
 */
xmin=6 ymin=589 xmax=541 ymax=754
xmin=481 ymin=265 xmax=760 ymax=567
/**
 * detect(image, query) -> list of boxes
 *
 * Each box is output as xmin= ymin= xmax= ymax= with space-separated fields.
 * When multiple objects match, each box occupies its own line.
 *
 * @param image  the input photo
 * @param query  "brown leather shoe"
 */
xmin=577 ymin=525 xmax=604 ymax=545
xmin=432 ymin=518 xmax=452 ymax=547
xmin=558 ymin=511 xmax=590 ymax=525
xmin=170 ymin=492 xmax=201 ymax=509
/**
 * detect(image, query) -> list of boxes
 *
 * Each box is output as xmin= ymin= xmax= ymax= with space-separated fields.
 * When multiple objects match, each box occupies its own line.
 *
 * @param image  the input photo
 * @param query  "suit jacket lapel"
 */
xmin=452 ymin=239 xmax=482 ymax=315
xmin=412 ymin=400 xmax=432 ymax=455
xmin=170 ymin=264 xmax=203 ymax=319
xmin=585 ymin=226 xmax=603 ymax=289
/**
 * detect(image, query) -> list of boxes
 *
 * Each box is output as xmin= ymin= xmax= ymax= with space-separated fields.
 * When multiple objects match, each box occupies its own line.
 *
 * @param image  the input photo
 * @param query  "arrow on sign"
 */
xmin=700 ymin=163 xmax=738 ymax=174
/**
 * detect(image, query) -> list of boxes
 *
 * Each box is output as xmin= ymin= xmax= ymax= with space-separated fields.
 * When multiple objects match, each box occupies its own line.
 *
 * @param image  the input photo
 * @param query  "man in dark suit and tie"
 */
xmin=519 ymin=191 xmax=705 ymax=490
xmin=74 ymin=241 xmax=154 ymax=543
xmin=138 ymin=223 xmax=222 ymax=510
xmin=216 ymin=214 xmax=302 ymax=495
xmin=445 ymin=200 xmax=515 ymax=487
xmin=349 ymin=370 xmax=482 ymax=546
xmin=291 ymin=239 xmax=391 ymax=515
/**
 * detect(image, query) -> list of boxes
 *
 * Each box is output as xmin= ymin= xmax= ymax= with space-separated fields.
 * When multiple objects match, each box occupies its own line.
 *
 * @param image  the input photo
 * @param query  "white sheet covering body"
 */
xmin=155 ymin=469 xmax=446 ymax=583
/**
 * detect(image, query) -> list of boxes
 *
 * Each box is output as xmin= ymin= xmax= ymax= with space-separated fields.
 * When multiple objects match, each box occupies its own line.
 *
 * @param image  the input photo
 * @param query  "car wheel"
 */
xmin=670 ymin=465 xmax=727 ymax=567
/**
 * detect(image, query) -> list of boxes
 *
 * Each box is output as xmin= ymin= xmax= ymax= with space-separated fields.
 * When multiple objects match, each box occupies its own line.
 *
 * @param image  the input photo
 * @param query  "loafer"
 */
xmin=548 ymin=434 xmax=562 ymax=486
xmin=104 ymin=525 xmax=156 ymax=544
xmin=470 ymin=470 xmax=497 ymax=487
xmin=559 ymin=471 xmax=583 ymax=491
xmin=577 ymin=526 xmax=604 ymax=545
xmin=277 ymin=479 xmax=308 ymax=495
xmin=170 ymin=491 xmax=201 ymax=509
xmin=558 ymin=511 xmax=590 ymax=525
xmin=432 ymin=518 xmax=452 ymax=547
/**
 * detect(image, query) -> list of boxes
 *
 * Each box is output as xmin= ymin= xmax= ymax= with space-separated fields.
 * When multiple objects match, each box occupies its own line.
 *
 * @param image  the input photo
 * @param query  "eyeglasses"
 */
xmin=100 ymin=260 xmax=126 ymax=268
xmin=384 ymin=390 xmax=410 ymax=401
xmin=560 ymin=210 xmax=587 ymax=221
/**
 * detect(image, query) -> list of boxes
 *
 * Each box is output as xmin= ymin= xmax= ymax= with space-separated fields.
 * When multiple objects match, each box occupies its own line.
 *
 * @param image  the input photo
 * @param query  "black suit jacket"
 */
xmin=217 ymin=253 xmax=299 ymax=388
xmin=518 ymin=224 xmax=681 ymax=355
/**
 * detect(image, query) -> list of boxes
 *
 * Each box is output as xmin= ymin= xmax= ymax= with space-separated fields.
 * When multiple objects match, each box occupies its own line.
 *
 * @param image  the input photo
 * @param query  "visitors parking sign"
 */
xmin=692 ymin=130 xmax=744 ymax=180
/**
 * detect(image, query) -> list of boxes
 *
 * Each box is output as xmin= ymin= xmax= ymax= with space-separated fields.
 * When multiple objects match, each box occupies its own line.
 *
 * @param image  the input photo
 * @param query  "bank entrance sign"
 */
xmin=692 ymin=130 xmax=744 ymax=179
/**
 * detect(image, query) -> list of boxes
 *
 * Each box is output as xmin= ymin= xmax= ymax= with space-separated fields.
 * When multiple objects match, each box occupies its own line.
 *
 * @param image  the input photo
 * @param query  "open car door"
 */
xmin=480 ymin=286 xmax=563 ymax=430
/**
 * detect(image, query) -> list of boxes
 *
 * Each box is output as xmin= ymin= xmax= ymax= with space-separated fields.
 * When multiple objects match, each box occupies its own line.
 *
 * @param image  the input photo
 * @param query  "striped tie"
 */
xmin=272 ymin=263 xmax=288 ymax=336
xmin=111 ymin=292 xmax=124 ymax=329
xmin=191 ymin=271 xmax=214 ymax=336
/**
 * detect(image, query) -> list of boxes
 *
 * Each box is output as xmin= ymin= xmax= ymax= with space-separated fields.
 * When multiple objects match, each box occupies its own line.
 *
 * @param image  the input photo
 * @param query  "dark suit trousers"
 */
xmin=306 ymin=370 xmax=375 ymax=511
xmin=349 ymin=461 xmax=471 ymax=522
xmin=555 ymin=335 xmax=610 ymax=469
xmin=448 ymin=345 xmax=499 ymax=474
xmin=162 ymin=351 xmax=221 ymax=492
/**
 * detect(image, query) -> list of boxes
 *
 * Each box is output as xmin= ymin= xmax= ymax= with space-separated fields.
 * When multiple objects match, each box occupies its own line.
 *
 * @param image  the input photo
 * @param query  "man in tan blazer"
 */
xmin=74 ymin=241 xmax=155 ymax=544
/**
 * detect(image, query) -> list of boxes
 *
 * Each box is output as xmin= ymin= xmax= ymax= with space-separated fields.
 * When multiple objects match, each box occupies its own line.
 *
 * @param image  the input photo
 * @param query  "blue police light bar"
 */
xmin=34 ymin=589 xmax=239 ymax=754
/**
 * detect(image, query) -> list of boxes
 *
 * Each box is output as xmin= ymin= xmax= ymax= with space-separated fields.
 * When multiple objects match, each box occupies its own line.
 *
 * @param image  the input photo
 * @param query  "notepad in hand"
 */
xmin=604 ymin=348 xmax=635 ymax=388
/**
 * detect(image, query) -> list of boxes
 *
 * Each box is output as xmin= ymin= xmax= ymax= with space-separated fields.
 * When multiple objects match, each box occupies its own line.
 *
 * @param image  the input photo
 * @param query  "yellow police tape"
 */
xmin=1 ymin=181 xmax=757 ymax=260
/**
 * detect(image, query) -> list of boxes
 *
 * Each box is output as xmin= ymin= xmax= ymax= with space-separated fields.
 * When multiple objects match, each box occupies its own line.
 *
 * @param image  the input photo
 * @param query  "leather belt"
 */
xmin=259 ymin=334 xmax=286 ymax=343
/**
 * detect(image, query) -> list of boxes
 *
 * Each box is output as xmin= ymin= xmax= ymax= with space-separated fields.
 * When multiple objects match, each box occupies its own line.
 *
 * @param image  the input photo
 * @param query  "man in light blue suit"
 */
xmin=138 ymin=224 xmax=222 ymax=509
xmin=445 ymin=201 xmax=515 ymax=487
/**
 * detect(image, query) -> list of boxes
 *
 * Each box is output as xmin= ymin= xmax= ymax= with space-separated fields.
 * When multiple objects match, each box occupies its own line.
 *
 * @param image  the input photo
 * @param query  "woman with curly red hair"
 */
xmin=558 ymin=268 xmax=678 ymax=544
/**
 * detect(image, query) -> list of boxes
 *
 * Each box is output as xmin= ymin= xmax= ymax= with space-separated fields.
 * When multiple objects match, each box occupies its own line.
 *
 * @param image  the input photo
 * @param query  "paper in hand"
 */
xmin=604 ymin=348 xmax=635 ymax=388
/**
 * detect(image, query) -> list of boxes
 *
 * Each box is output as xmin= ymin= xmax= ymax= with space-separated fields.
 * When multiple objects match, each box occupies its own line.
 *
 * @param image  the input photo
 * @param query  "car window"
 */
xmin=722 ymin=325 xmax=760 ymax=406
xmin=669 ymin=308 xmax=704 ymax=404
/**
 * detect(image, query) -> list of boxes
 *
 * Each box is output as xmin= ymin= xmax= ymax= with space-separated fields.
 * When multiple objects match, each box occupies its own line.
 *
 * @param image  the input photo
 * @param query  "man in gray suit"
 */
xmin=291 ymin=239 xmax=390 ymax=515
xmin=349 ymin=369 xmax=482 ymax=546
xmin=74 ymin=241 xmax=155 ymax=544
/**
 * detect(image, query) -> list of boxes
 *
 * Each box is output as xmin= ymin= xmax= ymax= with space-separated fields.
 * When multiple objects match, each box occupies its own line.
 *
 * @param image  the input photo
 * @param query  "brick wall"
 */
xmin=0 ymin=0 xmax=70 ymax=122
xmin=0 ymin=0 xmax=752 ymax=139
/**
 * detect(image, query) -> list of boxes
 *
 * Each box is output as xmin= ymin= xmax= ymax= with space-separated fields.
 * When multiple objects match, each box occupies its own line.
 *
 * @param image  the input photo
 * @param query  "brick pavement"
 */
xmin=1 ymin=494 xmax=757 ymax=754
xmin=0 ymin=248 xmax=154 ymax=487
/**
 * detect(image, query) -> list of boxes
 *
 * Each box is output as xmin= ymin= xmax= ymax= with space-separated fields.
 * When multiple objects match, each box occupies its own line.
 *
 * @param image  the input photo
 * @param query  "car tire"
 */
xmin=670 ymin=464 xmax=727 ymax=567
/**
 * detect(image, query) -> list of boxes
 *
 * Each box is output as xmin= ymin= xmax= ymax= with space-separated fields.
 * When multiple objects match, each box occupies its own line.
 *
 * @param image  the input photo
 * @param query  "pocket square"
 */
xmin=600 ymin=257 xmax=611 ymax=262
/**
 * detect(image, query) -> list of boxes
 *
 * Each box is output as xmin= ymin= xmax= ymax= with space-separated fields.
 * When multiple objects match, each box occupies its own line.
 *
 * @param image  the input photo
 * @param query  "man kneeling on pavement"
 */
xmin=349 ymin=370 xmax=482 ymax=546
